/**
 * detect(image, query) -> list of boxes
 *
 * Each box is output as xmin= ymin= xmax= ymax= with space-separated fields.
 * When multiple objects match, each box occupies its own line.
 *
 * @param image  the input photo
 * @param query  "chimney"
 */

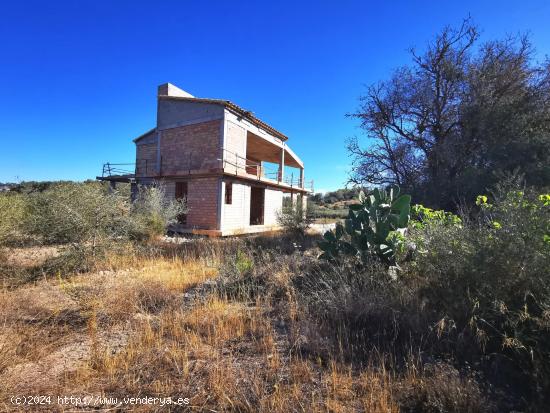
xmin=158 ymin=83 xmax=194 ymax=98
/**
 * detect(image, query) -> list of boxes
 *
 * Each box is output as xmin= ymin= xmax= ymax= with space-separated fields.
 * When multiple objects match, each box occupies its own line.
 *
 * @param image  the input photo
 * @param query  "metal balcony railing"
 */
xmin=101 ymin=162 xmax=135 ymax=177
xmin=101 ymin=151 xmax=314 ymax=191
xmin=221 ymin=149 xmax=313 ymax=191
xmin=101 ymin=159 xmax=158 ymax=178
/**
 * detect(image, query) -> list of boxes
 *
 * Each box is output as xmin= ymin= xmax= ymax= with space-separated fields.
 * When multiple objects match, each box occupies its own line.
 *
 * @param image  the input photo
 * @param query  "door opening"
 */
xmin=250 ymin=187 xmax=265 ymax=225
xmin=175 ymin=182 xmax=188 ymax=224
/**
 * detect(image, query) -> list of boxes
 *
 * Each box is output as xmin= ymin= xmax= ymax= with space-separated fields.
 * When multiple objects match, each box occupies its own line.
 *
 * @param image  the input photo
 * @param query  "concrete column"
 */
xmin=299 ymin=167 xmax=304 ymax=188
xmin=301 ymin=194 xmax=308 ymax=218
xmin=279 ymin=147 xmax=285 ymax=182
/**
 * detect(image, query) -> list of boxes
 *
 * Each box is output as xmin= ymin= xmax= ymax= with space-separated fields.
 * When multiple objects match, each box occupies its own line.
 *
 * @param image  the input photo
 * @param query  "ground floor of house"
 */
xmin=134 ymin=175 xmax=307 ymax=236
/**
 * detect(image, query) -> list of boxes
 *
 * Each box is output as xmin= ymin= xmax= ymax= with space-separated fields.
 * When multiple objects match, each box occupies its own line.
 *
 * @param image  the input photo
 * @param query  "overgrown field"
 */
xmin=0 ymin=181 xmax=549 ymax=412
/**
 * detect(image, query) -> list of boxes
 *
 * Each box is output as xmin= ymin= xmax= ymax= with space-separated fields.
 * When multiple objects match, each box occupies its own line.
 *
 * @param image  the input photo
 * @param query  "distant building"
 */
xmin=99 ymin=83 xmax=312 ymax=236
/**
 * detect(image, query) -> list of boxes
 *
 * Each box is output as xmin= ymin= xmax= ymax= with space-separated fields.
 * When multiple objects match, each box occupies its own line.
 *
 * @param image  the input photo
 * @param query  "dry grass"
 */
xmin=1 ymin=245 xmax=60 ymax=268
xmin=0 ymin=242 xmax=489 ymax=412
xmin=0 ymin=253 xmax=216 ymax=404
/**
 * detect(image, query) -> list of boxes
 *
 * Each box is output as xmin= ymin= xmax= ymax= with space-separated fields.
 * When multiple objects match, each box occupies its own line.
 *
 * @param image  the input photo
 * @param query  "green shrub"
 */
xmin=22 ymin=182 xmax=185 ymax=246
xmin=410 ymin=204 xmax=462 ymax=228
xmin=307 ymin=180 xmax=549 ymax=408
xmin=235 ymin=249 xmax=254 ymax=274
xmin=0 ymin=192 xmax=28 ymax=246
xmin=127 ymin=184 xmax=186 ymax=241
xmin=1 ymin=182 xmax=186 ymax=281
xmin=24 ymin=181 xmax=128 ymax=246
xmin=276 ymin=196 xmax=313 ymax=236
xmin=409 ymin=184 xmax=550 ymax=405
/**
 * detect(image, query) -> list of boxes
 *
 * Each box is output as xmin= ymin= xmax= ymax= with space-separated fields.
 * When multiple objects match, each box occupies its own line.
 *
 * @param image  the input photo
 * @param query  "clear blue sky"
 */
xmin=1 ymin=1 xmax=549 ymax=192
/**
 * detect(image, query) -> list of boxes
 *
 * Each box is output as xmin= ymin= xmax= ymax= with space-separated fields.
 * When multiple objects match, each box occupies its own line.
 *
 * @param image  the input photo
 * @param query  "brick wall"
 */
xmin=162 ymin=177 xmax=219 ymax=230
xmin=186 ymin=177 xmax=220 ymax=229
xmin=163 ymin=176 xmax=298 ymax=232
xmin=160 ymin=120 xmax=221 ymax=175
xmin=135 ymin=143 xmax=157 ymax=176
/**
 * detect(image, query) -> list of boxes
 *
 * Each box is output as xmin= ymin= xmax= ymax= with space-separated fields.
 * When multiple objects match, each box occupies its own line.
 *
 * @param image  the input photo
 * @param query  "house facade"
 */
xmin=101 ymin=83 xmax=311 ymax=236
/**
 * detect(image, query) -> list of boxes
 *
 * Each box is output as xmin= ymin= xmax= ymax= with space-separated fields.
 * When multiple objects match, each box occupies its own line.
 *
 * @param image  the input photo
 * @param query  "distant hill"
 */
xmin=310 ymin=188 xmax=361 ymax=207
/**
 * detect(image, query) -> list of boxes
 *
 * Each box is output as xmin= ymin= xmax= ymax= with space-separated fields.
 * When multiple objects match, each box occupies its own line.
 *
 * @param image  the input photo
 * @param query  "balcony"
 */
xmin=99 ymin=150 xmax=313 ymax=192
xmin=222 ymin=149 xmax=313 ymax=192
xmin=98 ymin=162 xmax=136 ymax=183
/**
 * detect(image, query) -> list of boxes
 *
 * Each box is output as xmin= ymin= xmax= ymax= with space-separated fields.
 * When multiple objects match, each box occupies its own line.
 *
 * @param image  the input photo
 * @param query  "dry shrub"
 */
xmin=95 ymin=278 xmax=176 ymax=321
xmin=397 ymin=362 xmax=490 ymax=413
xmin=216 ymin=247 xmax=306 ymax=305
xmin=357 ymin=368 xmax=399 ymax=413
xmin=276 ymin=196 xmax=313 ymax=236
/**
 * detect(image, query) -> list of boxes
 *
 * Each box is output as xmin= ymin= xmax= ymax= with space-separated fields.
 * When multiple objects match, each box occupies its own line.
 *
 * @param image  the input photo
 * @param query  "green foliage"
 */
xmin=4 ymin=181 xmax=185 ymax=248
xmin=128 ymin=185 xmax=187 ymax=241
xmin=0 ymin=192 xmax=28 ymax=246
xmin=319 ymin=185 xmax=411 ymax=265
xmin=409 ymin=184 xmax=550 ymax=403
xmin=276 ymin=196 xmax=313 ymax=236
xmin=410 ymin=204 xmax=462 ymax=229
xmin=24 ymin=182 xmax=128 ymax=246
xmin=235 ymin=249 xmax=254 ymax=275
xmin=311 ymin=187 xmax=362 ymax=205
xmin=311 ymin=181 xmax=550 ymax=407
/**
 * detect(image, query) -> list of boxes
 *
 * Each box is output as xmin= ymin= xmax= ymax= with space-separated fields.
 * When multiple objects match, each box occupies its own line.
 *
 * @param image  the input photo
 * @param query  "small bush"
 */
xmin=22 ymin=181 xmax=185 ymax=247
xmin=127 ymin=184 xmax=187 ymax=241
xmin=24 ymin=181 xmax=128 ymax=245
xmin=397 ymin=362 xmax=491 ymax=413
xmin=276 ymin=197 xmax=313 ymax=236
xmin=217 ymin=246 xmax=302 ymax=303
xmin=0 ymin=192 xmax=28 ymax=246
xmin=1 ymin=182 xmax=187 ymax=282
xmin=408 ymin=183 xmax=550 ymax=406
xmin=294 ymin=259 xmax=421 ymax=360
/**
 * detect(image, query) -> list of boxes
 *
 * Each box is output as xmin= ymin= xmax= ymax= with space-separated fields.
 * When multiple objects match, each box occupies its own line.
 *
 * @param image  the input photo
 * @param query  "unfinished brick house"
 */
xmin=100 ymin=83 xmax=312 ymax=236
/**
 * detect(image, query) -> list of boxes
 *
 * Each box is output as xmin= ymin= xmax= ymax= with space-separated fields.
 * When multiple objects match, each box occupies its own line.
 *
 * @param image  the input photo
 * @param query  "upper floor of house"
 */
xmin=133 ymin=83 xmax=311 ymax=191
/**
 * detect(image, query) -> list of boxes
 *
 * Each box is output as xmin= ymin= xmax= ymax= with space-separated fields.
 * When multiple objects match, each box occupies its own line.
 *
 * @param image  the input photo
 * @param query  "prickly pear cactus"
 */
xmin=318 ymin=185 xmax=411 ymax=265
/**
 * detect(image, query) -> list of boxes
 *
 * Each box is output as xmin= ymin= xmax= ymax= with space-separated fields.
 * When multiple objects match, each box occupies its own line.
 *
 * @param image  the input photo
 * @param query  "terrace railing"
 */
xmin=101 ymin=162 xmax=135 ymax=177
xmin=101 ymin=152 xmax=314 ymax=191
xmin=101 ymin=159 xmax=158 ymax=178
xmin=221 ymin=149 xmax=313 ymax=191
